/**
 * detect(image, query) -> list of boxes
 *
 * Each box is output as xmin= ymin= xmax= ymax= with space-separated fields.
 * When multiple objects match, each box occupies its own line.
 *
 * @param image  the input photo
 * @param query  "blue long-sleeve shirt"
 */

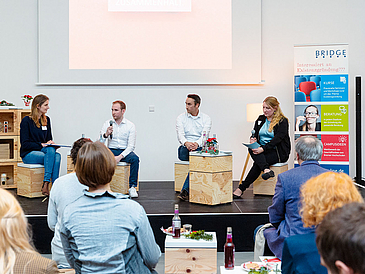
xmin=60 ymin=190 xmax=161 ymax=274
xmin=20 ymin=116 xmax=53 ymax=158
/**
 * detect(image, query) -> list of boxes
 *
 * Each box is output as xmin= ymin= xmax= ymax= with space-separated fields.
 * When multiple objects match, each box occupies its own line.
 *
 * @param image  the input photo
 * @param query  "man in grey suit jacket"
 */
xmin=264 ymin=135 xmax=327 ymax=259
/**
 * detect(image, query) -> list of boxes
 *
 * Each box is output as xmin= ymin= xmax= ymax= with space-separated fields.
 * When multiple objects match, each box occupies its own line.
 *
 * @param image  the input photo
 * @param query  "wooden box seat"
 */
xmin=174 ymin=161 xmax=189 ymax=192
xmin=253 ymin=162 xmax=288 ymax=195
xmin=17 ymin=163 xmax=45 ymax=198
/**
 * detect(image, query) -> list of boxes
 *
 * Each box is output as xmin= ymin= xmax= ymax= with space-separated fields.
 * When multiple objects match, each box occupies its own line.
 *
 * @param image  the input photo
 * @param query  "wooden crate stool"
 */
xmin=165 ymin=232 xmax=217 ymax=274
xmin=189 ymin=152 xmax=233 ymax=205
xmin=174 ymin=161 xmax=189 ymax=192
xmin=253 ymin=162 xmax=288 ymax=195
xmin=17 ymin=163 xmax=46 ymax=198
xmin=110 ymin=162 xmax=139 ymax=194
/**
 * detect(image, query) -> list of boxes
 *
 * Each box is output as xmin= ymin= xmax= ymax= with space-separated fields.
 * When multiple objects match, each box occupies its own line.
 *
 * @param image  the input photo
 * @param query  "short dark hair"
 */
xmin=187 ymin=94 xmax=201 ymax=106
xmin=70 ymin=138 xmax=93 ymax=165
xmin=112 ymin=100 xmax=126 ymax=110
xmin=316 ymin=202 xmax=365 ymax=274
xmin=75 ymin=142 xmax=116 ymax=188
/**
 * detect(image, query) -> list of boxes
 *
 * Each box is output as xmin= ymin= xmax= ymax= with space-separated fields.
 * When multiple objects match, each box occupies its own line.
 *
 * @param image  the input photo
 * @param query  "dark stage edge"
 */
xmin=12 ymin=182 xmax=365 ymax=254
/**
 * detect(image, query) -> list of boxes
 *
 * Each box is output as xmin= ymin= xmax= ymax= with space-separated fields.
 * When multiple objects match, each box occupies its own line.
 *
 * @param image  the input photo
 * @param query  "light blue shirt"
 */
xmin=60 ymin=190 xmax=161 ymax=274
xmin=48 ymin=172 xmax=87 ymax=268
xmin=259 ymin=119 xmax=274 ymax=146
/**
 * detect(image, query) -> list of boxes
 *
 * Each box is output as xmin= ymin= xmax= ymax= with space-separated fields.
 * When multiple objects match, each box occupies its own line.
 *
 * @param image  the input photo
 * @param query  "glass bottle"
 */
xmin=172 ymin=204 xmax=181 ymax=238
xmin=224 ymin=227 xmax=235 ymax=269
xmin=202 ymin=131 xmax=206 ymax=151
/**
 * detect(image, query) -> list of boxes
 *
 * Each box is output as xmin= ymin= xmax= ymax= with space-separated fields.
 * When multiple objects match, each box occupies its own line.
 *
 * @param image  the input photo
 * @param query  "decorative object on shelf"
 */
xmin=0 ymin=100 xmax=15 ymax=106
xmin=199 ymin=137 xmax=219 ymax=155
xmin=21 ymin=95 xmax=33 ymax=107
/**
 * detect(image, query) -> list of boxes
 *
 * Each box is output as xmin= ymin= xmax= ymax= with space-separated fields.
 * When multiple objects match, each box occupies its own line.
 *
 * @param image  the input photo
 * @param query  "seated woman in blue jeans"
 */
xmin=20 ymin=94 xmax=61 ymax=196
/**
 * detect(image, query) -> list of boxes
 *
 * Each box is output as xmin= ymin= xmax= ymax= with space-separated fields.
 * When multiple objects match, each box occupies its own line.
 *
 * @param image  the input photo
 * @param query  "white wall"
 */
xmin=1 ymin=0 xmax=365 ymax=180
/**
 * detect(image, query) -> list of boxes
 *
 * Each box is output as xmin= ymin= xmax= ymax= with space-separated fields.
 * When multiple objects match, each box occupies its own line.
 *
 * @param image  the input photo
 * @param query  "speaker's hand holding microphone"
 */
xmin=249 ymin=130 xmax=257 ymax=144
xmin=106 ymin=120 xmax=114 ymax=139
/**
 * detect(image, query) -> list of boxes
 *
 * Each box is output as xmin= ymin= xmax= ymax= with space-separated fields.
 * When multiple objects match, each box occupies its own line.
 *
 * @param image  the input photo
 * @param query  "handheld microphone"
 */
xmin=250 ymin=130 xmax=255 ymax=139
xmin=109 ymin=120 xmax=113 ymax=139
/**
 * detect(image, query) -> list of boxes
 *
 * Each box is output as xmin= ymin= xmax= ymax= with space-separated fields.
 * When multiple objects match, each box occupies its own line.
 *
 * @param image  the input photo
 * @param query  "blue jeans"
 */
xmin=22 ymin=146 xmax=61 ymax=182
xmin=109 ymin=149 xmax=139 ymax=188
xmin=178 ymin=146 xmax=202 ymax=192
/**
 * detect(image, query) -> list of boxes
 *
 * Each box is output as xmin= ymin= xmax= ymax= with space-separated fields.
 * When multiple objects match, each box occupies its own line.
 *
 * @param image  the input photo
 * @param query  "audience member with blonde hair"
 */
xmin=233 ymin=96 xmax=291 ymax=198
xmin=281 ymin=172 xmax=363 ymax=274
xmin=0 ymin=188 xmax=58 ymax=274
xmin=60 ymin=142 xmax=160 ymax=273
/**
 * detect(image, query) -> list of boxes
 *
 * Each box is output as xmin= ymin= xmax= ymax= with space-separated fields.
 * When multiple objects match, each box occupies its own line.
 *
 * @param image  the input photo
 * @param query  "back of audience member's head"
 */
xmin=295 ymin=135 xmax=323 ymax=161
xmin=75 ymin=142 xmax=116 ymax=189
xmin=316 ymin=202 xmax=365 ymax=274
xmin=70 ymin=137 xmax=93 ymax=166
xmin=300 ymin=172 xmax=363 ymax=227
xmin=0 ymin=189 xmax=34 ymax=273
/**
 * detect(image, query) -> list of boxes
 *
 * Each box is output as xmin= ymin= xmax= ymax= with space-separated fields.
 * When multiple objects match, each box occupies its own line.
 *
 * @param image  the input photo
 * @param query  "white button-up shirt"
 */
xmin=100 ymin=118 xmax=136 ymax=158
xmin=176 ymin=111 xmax=212 ymax=147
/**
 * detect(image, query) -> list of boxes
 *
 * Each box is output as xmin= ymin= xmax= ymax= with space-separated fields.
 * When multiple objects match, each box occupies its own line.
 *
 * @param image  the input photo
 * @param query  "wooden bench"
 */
xmin=253 ymin=162 xmax=288 ymax=195
xmin=17 ymin=163 xmax=46 ymax=198
xmin=174 ymin=161 xmax=189 ymax=192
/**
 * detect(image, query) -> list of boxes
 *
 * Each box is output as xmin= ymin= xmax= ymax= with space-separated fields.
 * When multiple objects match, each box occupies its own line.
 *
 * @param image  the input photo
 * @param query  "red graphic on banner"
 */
xmin=321 ymin=135 xmax=349 ymax=161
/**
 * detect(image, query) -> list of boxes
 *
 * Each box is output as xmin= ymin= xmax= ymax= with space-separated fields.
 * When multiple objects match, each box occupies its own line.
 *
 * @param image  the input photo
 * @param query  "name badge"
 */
xmin=42 ymin=126 xmax=47 ymax=131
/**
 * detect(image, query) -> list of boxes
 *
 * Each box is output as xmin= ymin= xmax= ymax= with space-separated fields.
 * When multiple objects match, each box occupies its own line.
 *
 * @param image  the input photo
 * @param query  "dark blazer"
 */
xmin=20 ymin=116 xmax=53 ymax=158
xmin=253 ymin=115 xmax=290 ymax=162
xmin=281 ymin=232 xmax=327 ymax=274
xmin=264 ymin=161 xmax=328 ymax=259
xmin=13 ymin=251 xmax=59 ymax=274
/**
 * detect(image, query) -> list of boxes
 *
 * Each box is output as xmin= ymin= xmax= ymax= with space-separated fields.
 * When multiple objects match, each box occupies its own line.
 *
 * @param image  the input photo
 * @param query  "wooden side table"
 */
xmin=165 ymin=232 xmax=217 ymax=274
xmin=189 ymin=151 xmax=232 ymax=205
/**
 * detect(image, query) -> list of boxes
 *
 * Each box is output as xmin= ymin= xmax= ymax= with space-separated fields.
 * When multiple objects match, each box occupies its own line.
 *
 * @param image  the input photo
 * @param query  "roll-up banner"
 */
xmin=294 ymin=44 xmax=349 ymax=174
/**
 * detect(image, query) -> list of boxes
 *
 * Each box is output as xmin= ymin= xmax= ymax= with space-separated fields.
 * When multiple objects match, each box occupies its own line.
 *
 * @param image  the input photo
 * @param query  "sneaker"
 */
xmin=129 ymin=187 xmax=138 ymax=198
xmin=262 ymin=170 xmax=275 ymax=180
xmin=178 ymin=189 xmax=189 ymax=201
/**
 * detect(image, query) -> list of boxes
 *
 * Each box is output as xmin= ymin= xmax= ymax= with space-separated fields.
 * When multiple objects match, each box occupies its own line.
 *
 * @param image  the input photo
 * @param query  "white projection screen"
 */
xmin=38 ymin=0 xmax=261 ymax=85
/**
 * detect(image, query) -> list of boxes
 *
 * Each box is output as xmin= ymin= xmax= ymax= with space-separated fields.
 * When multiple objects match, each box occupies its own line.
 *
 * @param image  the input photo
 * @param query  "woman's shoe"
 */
xmin=262 ymin=170 xmax=275 ymax=180
xmin=233 ymin=188 xmax=243 ymax=199
xmin=41 ymin=181 xmax=50 ymax=196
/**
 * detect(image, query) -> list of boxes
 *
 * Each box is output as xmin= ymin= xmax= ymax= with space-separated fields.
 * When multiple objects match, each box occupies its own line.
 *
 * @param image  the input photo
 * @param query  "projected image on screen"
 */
xmin=69 ymin=0 xmax=232 ymax=70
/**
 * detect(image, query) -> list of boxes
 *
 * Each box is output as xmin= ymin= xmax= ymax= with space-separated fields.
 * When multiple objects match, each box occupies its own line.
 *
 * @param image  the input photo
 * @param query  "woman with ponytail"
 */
xmin=233 ymin=96 xmax=291 ymax=199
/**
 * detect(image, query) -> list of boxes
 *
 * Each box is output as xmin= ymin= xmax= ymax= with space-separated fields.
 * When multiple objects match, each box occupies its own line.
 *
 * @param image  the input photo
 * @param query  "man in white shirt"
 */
xmin=176 ymin=94 xmax=212 ymax=200
xmin=100 ymin=101 xmax=139 ymax=198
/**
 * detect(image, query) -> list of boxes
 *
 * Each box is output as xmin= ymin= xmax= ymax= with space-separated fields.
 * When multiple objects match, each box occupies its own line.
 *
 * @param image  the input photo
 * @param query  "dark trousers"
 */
xmin=109 ymin=148 xmax=139 ymax=188
xmin=238 ymin=148 xmax=280 ymax=192
xmin=178 ymin=146 xmax=202 ymax=192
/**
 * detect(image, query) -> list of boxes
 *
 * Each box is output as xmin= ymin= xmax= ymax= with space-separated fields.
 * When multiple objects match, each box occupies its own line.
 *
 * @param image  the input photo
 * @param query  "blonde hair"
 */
xmin=30 ymin=94 xmax=49 ymax=128
xmin=0 ymin=189 xmax=35 ymax=274
xmin=300 ymin=172 xmax=363 ymax=227
xmin=263 ymin=96 xmax=287 ymax=132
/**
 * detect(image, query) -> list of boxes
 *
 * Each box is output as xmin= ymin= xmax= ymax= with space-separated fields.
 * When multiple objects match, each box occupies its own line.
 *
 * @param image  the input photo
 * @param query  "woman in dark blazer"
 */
xmin=20 ymin=94 xmax=61 ymax=196
xmin=233 ymin=96 xmax=291 ymax=199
